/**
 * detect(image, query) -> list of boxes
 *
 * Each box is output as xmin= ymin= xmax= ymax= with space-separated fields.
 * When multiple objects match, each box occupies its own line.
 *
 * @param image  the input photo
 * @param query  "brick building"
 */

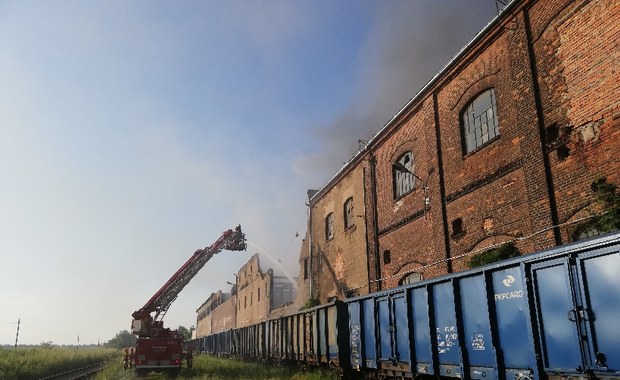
xmin=235 ymin=254 xmax=273 ymax=327
xmin=195 ymin=254 xmax=298 ymax=337
xmin=300 ymin=0 xmax=620 ymax=303
xmin=210 ymin=295 xmax=236 ymax=333
xmin=301 ymin=163 xmax=370 ymax=303
xmin=195 ymin=290 xmax=230 ymax=337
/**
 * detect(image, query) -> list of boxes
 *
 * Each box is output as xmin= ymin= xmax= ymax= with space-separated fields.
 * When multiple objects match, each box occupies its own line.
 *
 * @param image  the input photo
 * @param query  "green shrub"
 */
xmin=300 ymin=297 xmax=320 ymax=310
xmin=467 ymin=241 xmax=520 ymax=268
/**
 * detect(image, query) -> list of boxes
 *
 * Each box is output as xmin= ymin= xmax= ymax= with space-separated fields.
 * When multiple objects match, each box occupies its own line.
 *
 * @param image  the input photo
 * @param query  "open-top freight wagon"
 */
xmin=191 ymin=231 xmax=620 ymax=379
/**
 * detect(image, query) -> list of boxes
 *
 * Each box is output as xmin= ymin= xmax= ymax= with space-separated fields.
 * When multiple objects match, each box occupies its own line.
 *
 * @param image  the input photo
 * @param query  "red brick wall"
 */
xmin=372 ymin=96 xmax=445 ymax=289
xmin=303 ymin=0 xmax=620 ymax=297
xmin=369 ymin=0 xmax=619 ymax=288
xmin=531 ymin=0 xmax=620 ymax=240
xmin=434 ymin=10 xmax=559 ymax=266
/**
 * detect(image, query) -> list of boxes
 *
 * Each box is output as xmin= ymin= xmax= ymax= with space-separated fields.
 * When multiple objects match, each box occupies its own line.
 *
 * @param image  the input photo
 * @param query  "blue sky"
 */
xmin=0 ymin=1 xmax=498 ymax=345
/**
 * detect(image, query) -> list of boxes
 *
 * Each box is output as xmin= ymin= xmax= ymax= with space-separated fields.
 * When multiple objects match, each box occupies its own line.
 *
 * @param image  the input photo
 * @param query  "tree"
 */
xmin=105 ymin=330 xmax=136 ymax=349
xmin=177 ymin=325 xmax=194 ymax=340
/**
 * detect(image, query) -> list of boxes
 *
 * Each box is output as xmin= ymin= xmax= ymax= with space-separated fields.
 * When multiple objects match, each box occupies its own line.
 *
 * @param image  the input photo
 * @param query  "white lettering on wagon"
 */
xmin=472 ymin=333 xmax=485 ymax=351
xmin=494 ymin=290 xmax=524 ymax=301
xmin=437 ymin=326 xmax=458 ymax=354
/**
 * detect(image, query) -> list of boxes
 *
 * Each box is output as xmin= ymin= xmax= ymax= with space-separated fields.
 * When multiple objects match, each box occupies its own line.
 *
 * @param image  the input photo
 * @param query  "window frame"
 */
xmin=325 ymin=212 xmax=334 ymax=241
xmin=460 ymin=88 xmax=500 ymax=155
xmin=343 ymin=197 xmax=354 ymax=230
xmin=303 ymin=258 xmax=308 ymax=280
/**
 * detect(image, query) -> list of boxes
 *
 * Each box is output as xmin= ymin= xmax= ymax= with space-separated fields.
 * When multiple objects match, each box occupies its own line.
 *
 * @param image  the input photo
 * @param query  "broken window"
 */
xmin=344 ymin=197 xmax=354 ymax=229
xmin=325 ymin=213 xmax=334 ymax=240
xmin=303 ymin=258 xmax=308 ymax=280
xmin=393 ymin=151 xmax=415 ymax=199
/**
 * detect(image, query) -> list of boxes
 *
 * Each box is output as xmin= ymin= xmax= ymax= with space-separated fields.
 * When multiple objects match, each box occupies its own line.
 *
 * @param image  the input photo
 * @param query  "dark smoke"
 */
xmin=297 ymin=1 xmax=500 ymax=187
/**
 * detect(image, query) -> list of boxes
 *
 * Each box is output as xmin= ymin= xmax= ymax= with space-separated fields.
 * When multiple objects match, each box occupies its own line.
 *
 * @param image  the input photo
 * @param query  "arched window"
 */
xmin=461 ymin=88 xmax=499 ymax=154
xmin=344 ymin=197 xmax=354 ymax=229
xmin=393 ymin=151 xmax=415 ymax=199
xmin=325 ymin=212 xmax=334 ymax=240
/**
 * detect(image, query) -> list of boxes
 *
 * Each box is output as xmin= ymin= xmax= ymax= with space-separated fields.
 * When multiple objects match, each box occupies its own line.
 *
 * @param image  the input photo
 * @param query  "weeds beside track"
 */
xmin=94 ymin=354 xmax=339 ymax=380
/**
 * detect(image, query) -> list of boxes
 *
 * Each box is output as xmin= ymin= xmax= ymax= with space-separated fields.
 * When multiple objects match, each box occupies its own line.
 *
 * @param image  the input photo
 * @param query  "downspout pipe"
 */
xmin=363 ymin=167 xmax=372 ymax=295
xmin=433 ymin=92 xmax=453 ymax=273
xmin=370 ymin=154 xmax=382 ymax=291
xmin=524 ymin=8 xmax=562 ymax=246
xmin=307 ymin=203 xmax=314 ymax=301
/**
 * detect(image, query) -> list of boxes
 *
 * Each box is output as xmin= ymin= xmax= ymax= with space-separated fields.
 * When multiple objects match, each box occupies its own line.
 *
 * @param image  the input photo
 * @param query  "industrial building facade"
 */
xmin=195 ymin=0 xmax=619 ymax=327
xmin=195 ymin=254 xmax=297 ymax=337
xmin=300 ymin=0 xmax=620 ymax=304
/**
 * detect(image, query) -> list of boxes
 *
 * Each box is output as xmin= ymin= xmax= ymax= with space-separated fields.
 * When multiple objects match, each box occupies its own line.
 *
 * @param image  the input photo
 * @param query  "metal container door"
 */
xmin=377 ymin=297 xmax=392 ymax=361
xmin=491 ymin=266 xmax=537 ymax=379
xmin=327 ymin=305 xmax=339 ymax=362
xmin=411 ymin=286 xmax=433 ymax=376
xmin=576 ymin=247 xmax=620 ymax=375
xmin=393 ymin=294 xmax=410 ymax=365
xmin=318 ymin=309 xmax=327 ymax=362
xmin=459 ymin=275 xmax=497 ymax=379
xmin=304 ymin=313 xmax=313 ymax=358
xmin=348 ymin=301 xmax=362 ymax=370
xmin=531 ymin=258 xmax=584 ymax=373
xmin=433 ymin=281 xmax=463 ymax=378
xmin=363 ymin=298 xmax=378 ymax=369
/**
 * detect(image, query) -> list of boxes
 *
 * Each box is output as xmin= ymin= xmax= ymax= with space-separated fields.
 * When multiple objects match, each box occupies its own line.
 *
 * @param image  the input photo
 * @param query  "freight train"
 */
xmin=188 ymin=231 xmax=620 ymax=380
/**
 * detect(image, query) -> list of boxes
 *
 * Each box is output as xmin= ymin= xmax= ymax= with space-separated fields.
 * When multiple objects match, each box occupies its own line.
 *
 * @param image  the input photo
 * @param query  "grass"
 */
xmin=95 ymin=354 xmax=340 ymax=380
xmin=0 ymin=346 xmax=116 ymax=380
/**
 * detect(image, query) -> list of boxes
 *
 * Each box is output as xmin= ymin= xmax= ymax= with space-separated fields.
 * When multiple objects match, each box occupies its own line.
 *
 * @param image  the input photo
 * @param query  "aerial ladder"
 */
xmin=125 ymin=225 xmax=246 ymax=377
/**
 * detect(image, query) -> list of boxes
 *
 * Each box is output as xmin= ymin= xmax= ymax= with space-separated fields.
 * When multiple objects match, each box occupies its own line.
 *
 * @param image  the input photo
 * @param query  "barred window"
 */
xmin=393 ymin=151 xmax=415 ymax=199
xmin=344 ymin=197 xmax=354 ymax=229
xmin=325 ymin=213 xmax=334 ymax=241
xmin=461 ymin=88 xmax=499 ymax=154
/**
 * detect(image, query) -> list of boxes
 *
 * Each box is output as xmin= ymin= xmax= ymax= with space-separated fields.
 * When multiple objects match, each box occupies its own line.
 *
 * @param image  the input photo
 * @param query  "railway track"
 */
xmin=38 ymin=361 xmax=106 ymax=380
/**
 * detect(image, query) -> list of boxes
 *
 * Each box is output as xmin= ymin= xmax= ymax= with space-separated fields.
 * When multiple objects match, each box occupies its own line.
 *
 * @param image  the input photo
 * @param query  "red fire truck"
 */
xmin=125 ymin=225 xmax=246 ymax=377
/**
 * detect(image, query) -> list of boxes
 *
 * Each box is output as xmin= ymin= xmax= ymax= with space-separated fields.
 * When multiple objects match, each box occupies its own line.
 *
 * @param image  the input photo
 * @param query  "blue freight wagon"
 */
xmin=346 ymin=232 xmax=620 ymax=379
xmin=190 ymin=231 xmax=620 ymax=379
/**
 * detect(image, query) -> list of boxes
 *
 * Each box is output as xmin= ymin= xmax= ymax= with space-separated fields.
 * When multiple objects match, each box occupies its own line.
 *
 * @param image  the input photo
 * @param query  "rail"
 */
xmin=38 ymin=360 xmax=106 ymax=380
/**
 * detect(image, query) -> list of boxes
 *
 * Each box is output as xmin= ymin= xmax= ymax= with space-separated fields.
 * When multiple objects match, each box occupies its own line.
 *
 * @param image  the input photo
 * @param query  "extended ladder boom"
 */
xmin=132 ymin=225 xmax=246 ymax=337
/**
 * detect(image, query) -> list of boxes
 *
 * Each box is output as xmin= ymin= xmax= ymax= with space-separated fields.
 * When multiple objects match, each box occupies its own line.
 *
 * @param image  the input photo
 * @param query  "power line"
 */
xmin=345 ymin=210 xmax=610 ymax=292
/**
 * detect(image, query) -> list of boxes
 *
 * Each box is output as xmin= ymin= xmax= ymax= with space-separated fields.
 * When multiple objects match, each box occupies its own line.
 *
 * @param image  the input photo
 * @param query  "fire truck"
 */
xmin=125 ymin=225 xmax=246 ymax=377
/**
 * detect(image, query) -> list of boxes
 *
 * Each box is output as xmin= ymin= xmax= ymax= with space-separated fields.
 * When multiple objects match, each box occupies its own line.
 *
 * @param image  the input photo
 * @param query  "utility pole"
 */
xmin=14 ymin=318 xmax=20 ymax=349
